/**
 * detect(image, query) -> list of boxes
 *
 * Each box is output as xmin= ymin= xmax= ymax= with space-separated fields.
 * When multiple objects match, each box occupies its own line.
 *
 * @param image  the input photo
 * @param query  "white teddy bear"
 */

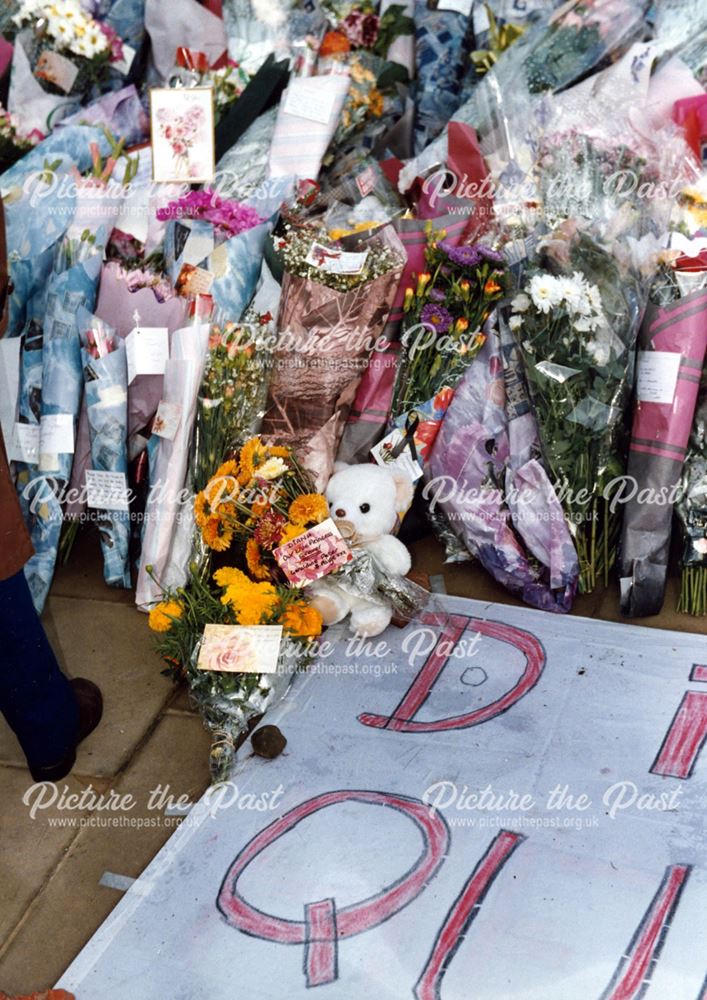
xmin=309 ymin=462 xmax=414 ymax=637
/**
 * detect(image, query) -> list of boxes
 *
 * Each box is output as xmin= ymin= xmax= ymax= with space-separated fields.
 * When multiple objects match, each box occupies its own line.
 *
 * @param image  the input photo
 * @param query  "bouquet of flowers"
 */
xmin=191 ymin=311 xmax=275 ymax=494
xmin=261 ymin=219 xmax=404 ymax=488
xmin=425 ymin=320 xmax=579 ymax=612
xmin=148 ymin=560 xmax=323 ymax=781
xmin=149 ymin=436 xmax=328 ymax=780
xmin=78 ymin=308 xmax=131 ymax=588
xmin=158 ymin=187 xmax=270 ymax=322
xmin=9 ymin=0 xmax=127 ymax=103
xmin=193 ymin=436 xmax=329 ymax=571
xmin=620 ymin=263 xmax=707 ymax=617
xmin=391 ymin=232 xmax=506 ymax=463
xmin=0 ymin=105 xmax=42 ymax=173
xmin=508 ymin=226 xmax=643 ymax=593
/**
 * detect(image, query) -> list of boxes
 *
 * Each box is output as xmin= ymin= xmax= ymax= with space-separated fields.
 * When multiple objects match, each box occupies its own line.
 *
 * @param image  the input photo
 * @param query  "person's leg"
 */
xmin=0 ymin=569 xmax=79 ymax=769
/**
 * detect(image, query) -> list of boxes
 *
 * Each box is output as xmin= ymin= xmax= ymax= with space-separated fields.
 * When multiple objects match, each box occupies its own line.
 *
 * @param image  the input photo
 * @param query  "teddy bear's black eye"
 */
xmin=359 ymin=503 xmax=371 ymax=514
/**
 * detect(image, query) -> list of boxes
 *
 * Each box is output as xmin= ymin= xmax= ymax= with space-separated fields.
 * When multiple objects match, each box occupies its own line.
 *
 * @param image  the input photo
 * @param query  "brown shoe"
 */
xmin=29 ymin=679 xmax=103 ymax=783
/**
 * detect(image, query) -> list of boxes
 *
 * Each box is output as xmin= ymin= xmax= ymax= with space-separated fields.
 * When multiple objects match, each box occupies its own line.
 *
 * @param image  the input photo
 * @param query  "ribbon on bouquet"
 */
xmin=470 ymin=6 xmax=526 ymax=77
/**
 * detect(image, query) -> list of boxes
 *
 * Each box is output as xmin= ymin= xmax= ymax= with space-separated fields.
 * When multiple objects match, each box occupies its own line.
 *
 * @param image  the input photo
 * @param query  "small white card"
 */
xmin=39 ymin=413 xmax=74 ymax=455
xmin=197 ymin=624 xmax=283 ymax=674
xmin=113 ymin=43 xmax=136 ymax=76
xmin=305 ymin=242 xmax=369 ymax=275
xmin=86 ymin=469 xmax=130 ymax=512
xmin=636 ymin=351 xmax=681 ymax=405
xmin=9 ymin=422 xmax=39 ymax=464
xmin=153 ymin=400 xmax=182 ymax=440
xmin=126 ymin=326 xmax=169 ymax=385
xmin=282 ymin=79 xmax=341 ymax=125
xmin=371 ymin=428 xmax=423 ymax=482
xmin=438 ymin=0 xmax=473 ymax=15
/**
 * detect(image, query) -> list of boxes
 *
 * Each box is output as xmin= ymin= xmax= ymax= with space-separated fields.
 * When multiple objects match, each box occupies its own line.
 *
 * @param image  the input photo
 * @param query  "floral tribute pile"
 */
xmin=0 ymin=0 xmax=706 ymax=776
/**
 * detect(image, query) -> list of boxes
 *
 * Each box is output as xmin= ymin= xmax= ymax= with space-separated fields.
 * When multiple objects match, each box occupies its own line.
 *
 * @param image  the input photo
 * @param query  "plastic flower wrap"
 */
xmin=135 ymin=320 xmax=211 ymax=610
xmin=190 ymin=310 xmax=275 ymax=494
xmin=391 ymin=233 xmax=506 ymax=463
xmin=148 ymin=556 xmax=323 ymax=782
xmin=619 ymin=259 xmax=707 ymax=616
xmin=425 ymin=319 xmax=578 ymax=612
xmin=18 ymin=227 xmax=104 ymax=611
xmin=261 ymin=220 xmax=404 ymax=489
xmin=412 ymin=0 xmax=473 ymax=154
xmin=78 ymin=307 xmax=131 ymax=588
xmin=508 ymin=225 xmax=644 ymax=593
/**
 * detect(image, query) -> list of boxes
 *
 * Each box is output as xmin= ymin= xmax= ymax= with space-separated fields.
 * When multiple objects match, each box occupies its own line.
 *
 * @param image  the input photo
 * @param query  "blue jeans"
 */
xmin=0 ymin=570 xmax=79 ymax=768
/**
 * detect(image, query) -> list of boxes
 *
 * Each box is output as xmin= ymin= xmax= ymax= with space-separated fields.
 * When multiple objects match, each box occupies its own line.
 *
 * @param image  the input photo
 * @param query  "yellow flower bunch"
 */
xmin=212 ymin=566 xmax=323 ymax=638
xmin=195 ymin=438 xmax=329 ymax=567
xmin=148 ymin=600 xmax=184 ymax=633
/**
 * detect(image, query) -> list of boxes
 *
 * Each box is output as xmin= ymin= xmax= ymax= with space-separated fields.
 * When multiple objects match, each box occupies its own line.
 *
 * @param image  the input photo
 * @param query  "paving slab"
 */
xmin=50 ymin=525 xmax=135 ymax=605
xmin=0 ymin=713 xmax=212 ymax=995
xmin=0 ymin=596 xmax=171 ymax=777
xmin=0 ymin=767 xmax=100 ymax=949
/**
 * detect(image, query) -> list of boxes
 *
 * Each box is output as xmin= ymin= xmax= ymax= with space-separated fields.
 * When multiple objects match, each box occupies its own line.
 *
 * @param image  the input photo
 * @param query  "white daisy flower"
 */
xmin=574 ymin=316 xmax=593 ymax=333
xmin=510 ymin=291 xmax=531 ymax=313
xmin=529 ymin=274 xmax=561 ymax=314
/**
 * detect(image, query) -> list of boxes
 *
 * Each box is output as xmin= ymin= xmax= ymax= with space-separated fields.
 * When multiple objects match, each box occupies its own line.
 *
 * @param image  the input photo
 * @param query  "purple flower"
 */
xmin=421 ymin=303 xmax=453 ymax=334
xmin=428 ymin=287 xmax=445 ymax=302
xmin=446 ymin=245 xmax=482 ymax=268
xmin=476 ymin=245 xmax=505 ymax=265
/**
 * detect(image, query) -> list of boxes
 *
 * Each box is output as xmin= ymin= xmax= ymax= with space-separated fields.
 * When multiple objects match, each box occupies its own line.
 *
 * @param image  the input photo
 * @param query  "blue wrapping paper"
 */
xmin=413 ymin=0 xmax=473 ymax=154
xmin=81 ymin=335 xmax=131 ymax=589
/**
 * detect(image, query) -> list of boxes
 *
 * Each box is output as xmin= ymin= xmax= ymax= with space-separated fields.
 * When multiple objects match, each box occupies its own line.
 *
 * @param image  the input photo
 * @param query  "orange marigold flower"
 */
xmin=484 ymin=278 xmax=502 ymax=295
xmin=238 ymin=436 xmax=267 ymax=485
xmin=213 ymin=566 xmax=250 ymax=589
xmin=319 ymin=30 xmax=350 ymax=57
xmin=246 ymin=538 xmax=271 ymax=581
xmin=202 ymin=516 xmax=233 ymax=552
xmin=193 ymin=491 xmax=210 ymax=529
xmin=280 ymin=601 xmax=323 ymax=639
xmin=148 ymin=600 xmax=183 ymax=633
xmin=289 ymin=493 xmax=329 ymax=526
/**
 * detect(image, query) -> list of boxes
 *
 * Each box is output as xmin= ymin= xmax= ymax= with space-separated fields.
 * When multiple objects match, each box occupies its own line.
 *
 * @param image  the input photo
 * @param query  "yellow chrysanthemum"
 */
xmin=202 ymin=516 xmax=233 ymax=552
xmin=238 ymin=435 xmax=265 ymax=478
xmin=204 ymin=472 xmax=239 ymax=510
xmin=215 ymin=459 xmax=239 ymax=478
xmin=289 ymin=493 xmax=329 ymax=526
xmin=279 ymin=522 xmax=306 ymax=546
xmin=148 ymin=600 xmax=183 ymax=633
xmin=213 ymin=566 xmax=250 ymax=589
xmin=193 ymin=492 xmax=210 ymax=529
xmin=280 ymin=602 xmax=323 ymax=639
xmin=246 ymin=538 xmax=271 ymax=581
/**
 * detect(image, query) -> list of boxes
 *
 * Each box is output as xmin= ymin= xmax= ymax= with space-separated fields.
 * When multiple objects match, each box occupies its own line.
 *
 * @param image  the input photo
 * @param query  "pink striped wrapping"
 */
xmin=267 ymin=75 xmax=350 ymax=179
xmin=630 ymin=290 xmax=707 ymax=459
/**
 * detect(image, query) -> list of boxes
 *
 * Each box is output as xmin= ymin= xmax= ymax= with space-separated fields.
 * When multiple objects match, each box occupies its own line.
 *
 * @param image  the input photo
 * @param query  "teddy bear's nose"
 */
xmin=335 ymin=508 xmax=346 ymax=518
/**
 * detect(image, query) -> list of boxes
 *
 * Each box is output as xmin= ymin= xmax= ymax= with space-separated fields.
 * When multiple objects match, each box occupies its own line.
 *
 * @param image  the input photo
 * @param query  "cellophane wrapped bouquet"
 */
xmin=149 ymin=436 xmax=327 ymax=781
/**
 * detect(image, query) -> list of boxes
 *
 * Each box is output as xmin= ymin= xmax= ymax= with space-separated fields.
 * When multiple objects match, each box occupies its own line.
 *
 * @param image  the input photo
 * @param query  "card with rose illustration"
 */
xmin=197 ymin=624 xmax=283 ymax=674
xmin=150 ymin=87 xmax=215 ymax=183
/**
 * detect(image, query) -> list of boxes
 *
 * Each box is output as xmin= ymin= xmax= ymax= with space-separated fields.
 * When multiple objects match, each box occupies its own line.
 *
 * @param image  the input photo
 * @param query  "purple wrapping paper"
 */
xmin=425 ymin=325 xmax=578 ymax=613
